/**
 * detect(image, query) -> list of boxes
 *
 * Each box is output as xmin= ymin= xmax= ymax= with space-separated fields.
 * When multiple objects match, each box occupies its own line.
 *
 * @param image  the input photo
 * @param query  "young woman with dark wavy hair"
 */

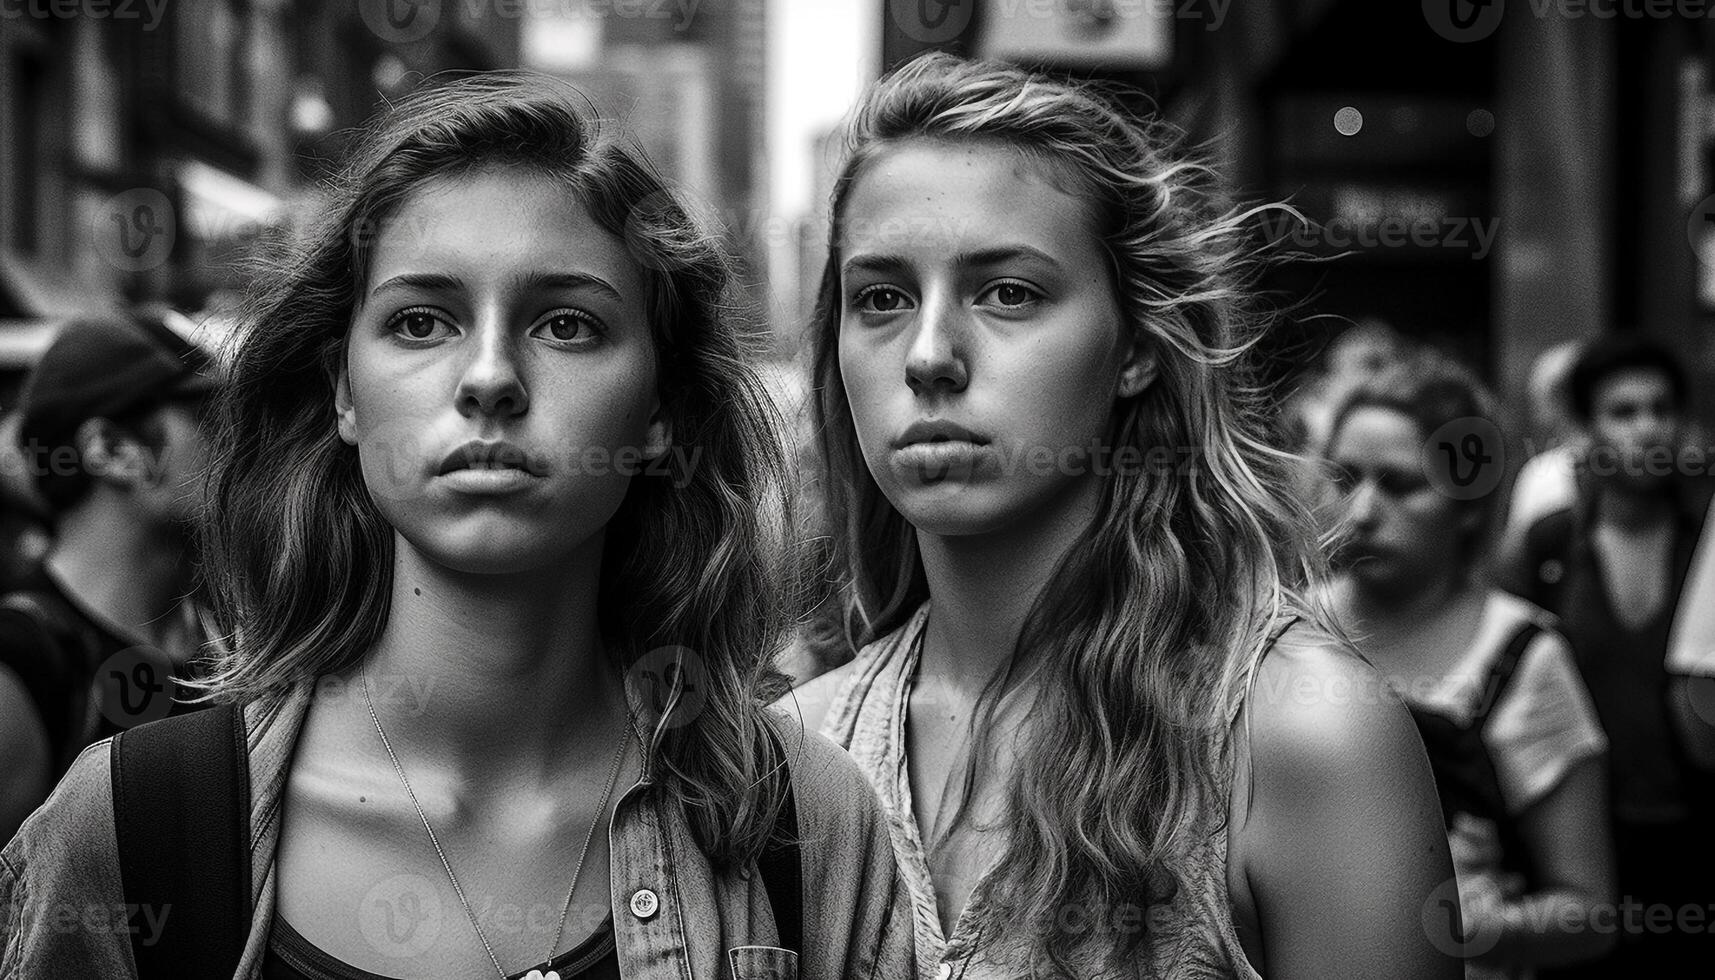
xmin=789 ymin=53 xmax=1458 ymax=980
xmin=0 ymin=73 xmax=911 ymax=980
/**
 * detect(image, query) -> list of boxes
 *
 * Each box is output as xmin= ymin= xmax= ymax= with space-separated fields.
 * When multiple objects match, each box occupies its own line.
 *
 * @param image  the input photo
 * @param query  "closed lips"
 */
xmin=437 ymin=441 xmax=546 ymax=476
xmin=894 ymin=420 xmax=988 ymax=448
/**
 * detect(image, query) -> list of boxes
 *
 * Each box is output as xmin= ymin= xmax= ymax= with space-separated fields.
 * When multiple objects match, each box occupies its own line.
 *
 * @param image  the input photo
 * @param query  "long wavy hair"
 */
xmin=810 ymin=53 xmax=1336 ymax=971
xmin=198 ymin=72 xmax=794 ymax=869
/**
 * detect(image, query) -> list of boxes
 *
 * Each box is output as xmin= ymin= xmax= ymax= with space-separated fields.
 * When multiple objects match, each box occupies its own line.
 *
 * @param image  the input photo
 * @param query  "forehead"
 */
xmin=839 ymin=139 xmax=1103 ymax=260
xmin=1329 ymin=403 xmax=1422 ymax=463
xmin=1592 ymin=367 xmax=1676 ymax=406
xmin=364 ymin=167 xmax=643 ymax=298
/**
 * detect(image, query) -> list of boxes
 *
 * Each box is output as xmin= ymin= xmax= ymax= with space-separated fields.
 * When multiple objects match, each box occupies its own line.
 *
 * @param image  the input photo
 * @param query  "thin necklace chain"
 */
xmin=362 ymin=666 xmax=631 ymax=979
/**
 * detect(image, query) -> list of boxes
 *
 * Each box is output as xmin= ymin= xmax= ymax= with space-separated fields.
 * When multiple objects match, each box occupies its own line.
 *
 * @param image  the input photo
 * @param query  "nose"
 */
xmin=1345 ymin=478 xmax=1382 ymax=531
xmin=455 ymin=315 xmax=528 ymax=419
xmin=1635 ymin=407 xmax=1675 ymax=444
xmin=904 ymin=287 xmax=968 ymax=397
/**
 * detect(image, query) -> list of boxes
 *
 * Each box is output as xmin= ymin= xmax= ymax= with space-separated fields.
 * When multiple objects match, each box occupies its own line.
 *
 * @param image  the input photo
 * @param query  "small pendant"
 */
xmin=522 ymin=972 xmax=562 ymax=980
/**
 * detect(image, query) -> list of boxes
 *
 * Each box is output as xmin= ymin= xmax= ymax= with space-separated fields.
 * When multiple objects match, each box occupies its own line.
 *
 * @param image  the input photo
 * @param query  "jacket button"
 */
xmin=936 ymin=964 xmax=953 ymax=980
xmin=629 ymin=888 xmax=660 ymax=920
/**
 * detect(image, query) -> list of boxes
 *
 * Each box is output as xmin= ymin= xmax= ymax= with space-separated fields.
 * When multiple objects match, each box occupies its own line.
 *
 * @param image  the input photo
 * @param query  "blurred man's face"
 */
xmin=127 ymin=398 xmax=213 ymax=532
xmin=1586 ymin=369 xmax=1681 ymax=493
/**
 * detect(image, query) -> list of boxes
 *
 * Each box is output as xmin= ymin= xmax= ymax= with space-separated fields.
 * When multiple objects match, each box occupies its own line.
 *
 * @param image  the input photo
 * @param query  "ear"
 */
xmin=75 ymin=417 xmax=143 ymax=488
xmin=641 ymin=397 xmax=672 ymax=462
xmin=333 ymin=357 xmax=358 ymax=446
xmin=1117 ymin=336 xmax=1159 ymax=399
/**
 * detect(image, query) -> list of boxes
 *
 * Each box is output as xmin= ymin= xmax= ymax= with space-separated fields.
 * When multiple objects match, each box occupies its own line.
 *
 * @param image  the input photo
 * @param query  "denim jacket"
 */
xmin=0 ymin=682 xmax=914 ymax=979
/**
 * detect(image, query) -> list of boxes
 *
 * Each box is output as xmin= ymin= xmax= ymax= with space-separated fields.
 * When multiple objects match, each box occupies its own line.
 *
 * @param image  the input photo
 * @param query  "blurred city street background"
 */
xmin=3 ymin=0 xmax=1714 ymax=434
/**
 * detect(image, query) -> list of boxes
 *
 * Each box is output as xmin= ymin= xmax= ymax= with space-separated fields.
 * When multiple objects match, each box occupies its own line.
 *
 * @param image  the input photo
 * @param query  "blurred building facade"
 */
xmin=877 ymin=0 xmax=1715 ymax=429
xmin=528 ymin=0 xmax=771 ymax=330
xmin=0 ymin=0 xmax=522 ymax=333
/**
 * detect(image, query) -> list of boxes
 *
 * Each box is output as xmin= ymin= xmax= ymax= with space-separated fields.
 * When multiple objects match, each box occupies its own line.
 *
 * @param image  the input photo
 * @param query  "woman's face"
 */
xmin=338 ymin=167 xmax=666 ymax=575
xmin=1325 ymin=405 xmax=1464 ymax=597
xmin=836 ymin=139 xmax=1151 ymax=537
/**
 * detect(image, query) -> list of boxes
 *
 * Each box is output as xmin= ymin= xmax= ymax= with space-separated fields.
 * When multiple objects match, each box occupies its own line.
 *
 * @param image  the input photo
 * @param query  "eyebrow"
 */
xmin=369 ymin=272 xmax=462 ymax=298
xmin=841 ymin=244 xmax=1062 ymax=276
xmin=368 ymin=270 xmax=626 ymax=304
xmin=513 ymin=270 xmax=626 ymax=305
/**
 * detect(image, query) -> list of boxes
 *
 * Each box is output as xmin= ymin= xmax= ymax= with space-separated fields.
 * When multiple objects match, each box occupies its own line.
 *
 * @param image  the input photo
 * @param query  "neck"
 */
xmin=356 ymin=531 xmax=628 ymax=789
xmin=915 ymin=476 xmax=1103 ymax=693
xmin=46 ymin=499 xmax=189 ymax=647
xmin=1595 ymin=483 xmax=1673 ymax=532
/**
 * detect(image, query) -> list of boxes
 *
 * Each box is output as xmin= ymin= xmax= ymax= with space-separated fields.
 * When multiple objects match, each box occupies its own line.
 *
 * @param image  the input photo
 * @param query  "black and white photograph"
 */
xmin=1 ymin=1 xmax=1713 ymax=977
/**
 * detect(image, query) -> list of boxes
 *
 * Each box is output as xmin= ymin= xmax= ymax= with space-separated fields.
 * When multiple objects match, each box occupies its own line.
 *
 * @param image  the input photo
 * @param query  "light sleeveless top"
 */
xmin=818 ymin=604 xmax=1265 ymax=980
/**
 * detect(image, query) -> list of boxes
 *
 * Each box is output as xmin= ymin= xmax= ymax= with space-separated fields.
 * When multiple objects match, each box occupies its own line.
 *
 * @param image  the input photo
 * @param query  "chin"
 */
xmin=888 ymin=483 xmax=1040 ymax=538
xmin=1350 ymin=563 xmax=1415 ymax=596
xmin=406 ymin=518 xmax=601 ymax=576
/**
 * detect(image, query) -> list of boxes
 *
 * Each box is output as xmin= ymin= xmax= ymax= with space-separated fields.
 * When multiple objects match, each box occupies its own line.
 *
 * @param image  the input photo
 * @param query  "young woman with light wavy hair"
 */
xmin=789 ymin=53 xmax=1459 ymax=980
xmin=0 ymin=74 xmax=911 ymax=980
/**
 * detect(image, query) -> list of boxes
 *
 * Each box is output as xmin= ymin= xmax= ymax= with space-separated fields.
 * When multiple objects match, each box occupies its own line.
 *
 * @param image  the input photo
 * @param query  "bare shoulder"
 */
xmin=1241 ymin=623 xmax=1426 ymax=782
xmin=1229 ymin=624 xmax=1459 ymax=979
xmin=770 ymin=658 xmax=860 ymax=738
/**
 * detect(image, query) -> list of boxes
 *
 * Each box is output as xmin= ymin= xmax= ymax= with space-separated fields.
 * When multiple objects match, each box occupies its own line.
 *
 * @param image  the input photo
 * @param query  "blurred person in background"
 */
xmin=1666 ymin=493 xmax=1715 ymax=772
xmin=0 ymin=311 xmax=218 ymax=843
xmin=0 ymin=409 xmax=51 ymax=594
xmin=1284 ymin=318 xmax=1409 ymax=454
xmin=1498 ymin=333 xmax=1715 ymax=975
xmin=1496 ymin=339 xmax=1588 ymax=574
xmin=791 ymin=53 xmax=1456 ymax=980
xmin=1320 ymin=349 xmax=1614 ymax=979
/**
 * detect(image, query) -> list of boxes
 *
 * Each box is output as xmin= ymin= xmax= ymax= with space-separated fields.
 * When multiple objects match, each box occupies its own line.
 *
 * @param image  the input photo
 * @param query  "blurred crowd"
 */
xmin=1289 ymin=321 xmax=1714 ymax=976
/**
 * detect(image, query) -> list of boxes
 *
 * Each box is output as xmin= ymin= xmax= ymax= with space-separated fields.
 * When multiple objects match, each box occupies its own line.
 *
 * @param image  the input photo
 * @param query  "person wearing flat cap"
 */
xmin=0 ymin=310 xmax=219 ymax=843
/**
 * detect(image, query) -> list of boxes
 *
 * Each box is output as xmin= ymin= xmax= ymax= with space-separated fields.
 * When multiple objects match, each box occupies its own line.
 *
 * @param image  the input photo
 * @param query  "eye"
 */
xmin=387 ymin=307 xmax=455 ymax=342
xmin=530 ymin=309 xmax=603 ymax=344
xmin=1328 ymin=463 xmax=1361 ymax=493
xmin=978 ymin=280 xmax=1041 ymax=309
xmin=1376 ymin=469 xmax=1429 ymax=497
xmin=853 ymin=285 xmax=914 ymax=315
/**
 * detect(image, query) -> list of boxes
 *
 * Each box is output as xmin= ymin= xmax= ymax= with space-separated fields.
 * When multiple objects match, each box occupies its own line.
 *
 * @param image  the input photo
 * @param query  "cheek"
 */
xmin=837 ymin=333 xmax=891 ymax=446
xmin=996 ymin=337 xmax=1116 ymax=445
xmin=1398 ymin=495 xmax=1461 ymax=541
xmin=345 ymin=343 xmax=433 ymax=433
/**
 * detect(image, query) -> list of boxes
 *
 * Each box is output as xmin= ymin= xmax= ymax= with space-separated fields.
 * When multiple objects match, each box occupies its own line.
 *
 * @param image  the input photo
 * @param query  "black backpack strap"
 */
xmin=757 ymin=721 xmax=803 ymax=957
xmin=1471 ymin=621 xmax=1545 ymax=730
xmin=111 ymin=702 xmax=251 ymax=979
